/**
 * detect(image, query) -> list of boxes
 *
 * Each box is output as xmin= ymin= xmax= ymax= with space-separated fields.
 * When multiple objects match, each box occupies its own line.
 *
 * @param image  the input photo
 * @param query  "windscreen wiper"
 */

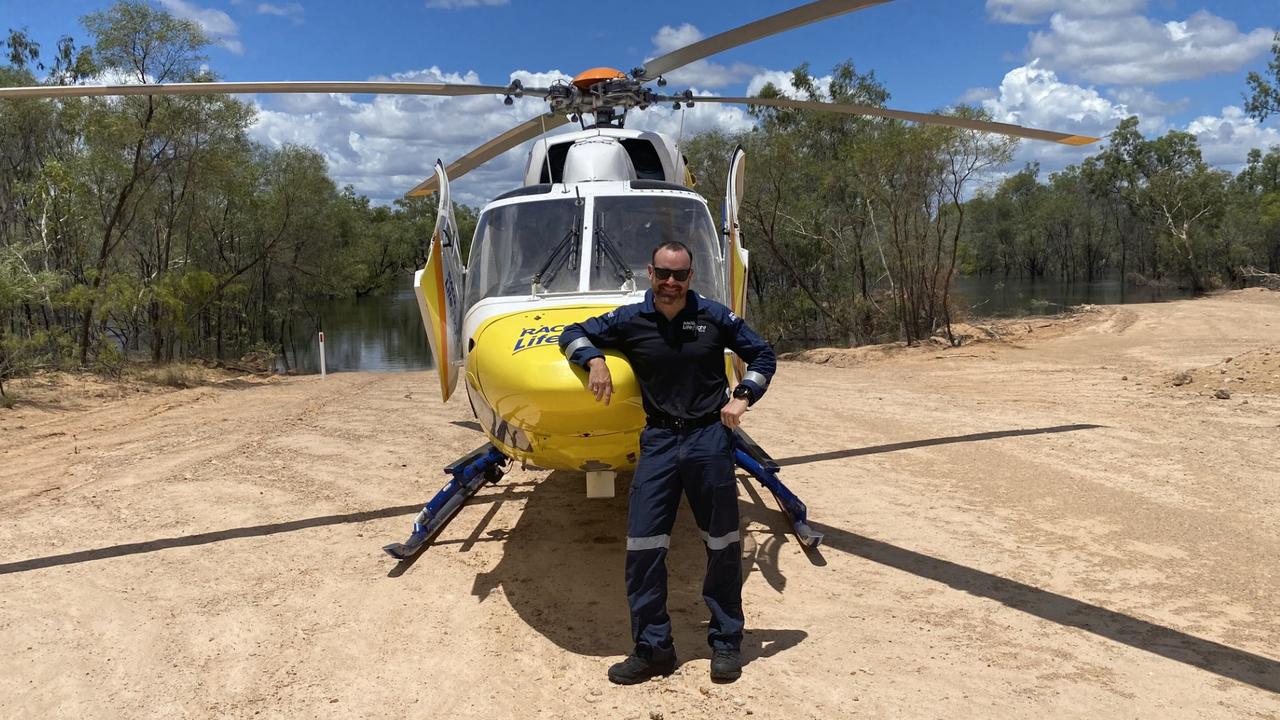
xmin=530 ymin=225 xmax=578 ymax=293
xmin=531 ymin=196 xmax=583 ymax=294
xmin=593 ymin=217 xmax=636 ymax=292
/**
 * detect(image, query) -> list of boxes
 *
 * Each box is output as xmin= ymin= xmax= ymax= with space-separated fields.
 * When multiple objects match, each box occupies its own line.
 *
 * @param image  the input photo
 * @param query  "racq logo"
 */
xmin=511 ymin=324 xmax=566 ymax=354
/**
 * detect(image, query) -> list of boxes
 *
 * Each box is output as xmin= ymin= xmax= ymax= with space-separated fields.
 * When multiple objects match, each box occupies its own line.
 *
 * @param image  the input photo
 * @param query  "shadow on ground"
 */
xmin=465 ymin=470 xmax=807 ymax=663
xmin=5 ymin=424 xmax=1276 ymax=690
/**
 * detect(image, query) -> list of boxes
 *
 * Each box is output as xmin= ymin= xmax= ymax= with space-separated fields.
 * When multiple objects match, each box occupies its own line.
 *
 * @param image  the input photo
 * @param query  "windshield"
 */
xmin=465 ymin=198 xmax=581 ymax=307
xmin=589 ymin=195 xmax=724 ymax=301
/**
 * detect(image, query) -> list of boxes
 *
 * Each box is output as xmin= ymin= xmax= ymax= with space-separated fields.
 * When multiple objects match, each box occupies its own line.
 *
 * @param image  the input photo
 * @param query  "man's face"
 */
xmin=648 ymin=247 xmax=693 ymax=302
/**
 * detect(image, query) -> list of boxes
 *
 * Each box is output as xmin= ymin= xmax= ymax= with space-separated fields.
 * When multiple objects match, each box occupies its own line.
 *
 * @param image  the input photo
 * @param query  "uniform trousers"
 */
xmin=625 ymin=421 xmax=743 ymax=661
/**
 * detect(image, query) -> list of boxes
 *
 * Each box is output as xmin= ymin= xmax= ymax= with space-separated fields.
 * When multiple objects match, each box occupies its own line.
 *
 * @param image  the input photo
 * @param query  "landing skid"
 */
xmin=383 ymin=443 xmax=509 ymax=560
xmin=733 ymin=429 xmax=823 ymax=548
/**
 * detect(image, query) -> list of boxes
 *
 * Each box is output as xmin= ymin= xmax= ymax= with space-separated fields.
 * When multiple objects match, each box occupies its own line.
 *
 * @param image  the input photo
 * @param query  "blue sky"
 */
xmin=3 ymin=0 xmax=1277 ymax=205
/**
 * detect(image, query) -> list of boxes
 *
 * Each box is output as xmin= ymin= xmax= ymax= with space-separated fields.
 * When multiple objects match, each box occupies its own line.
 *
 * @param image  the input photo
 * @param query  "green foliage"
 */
xmin=0 ymin=4 xmax=447 ymax=378
xmin=1245 ymin=32 xmax=1280 ymax=122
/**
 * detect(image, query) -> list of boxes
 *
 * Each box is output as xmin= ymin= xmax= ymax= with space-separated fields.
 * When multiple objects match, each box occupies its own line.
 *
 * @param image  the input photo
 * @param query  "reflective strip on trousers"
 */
xmin=699 ymin=530 xmax=741 ymax=551
xmin=627 ymin=534 xmax=671 ymax=551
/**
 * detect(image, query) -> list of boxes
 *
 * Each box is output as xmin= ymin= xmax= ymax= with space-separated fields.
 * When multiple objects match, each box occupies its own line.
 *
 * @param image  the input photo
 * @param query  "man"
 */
xmin=559 ymin=240 xmax=776 ymax=685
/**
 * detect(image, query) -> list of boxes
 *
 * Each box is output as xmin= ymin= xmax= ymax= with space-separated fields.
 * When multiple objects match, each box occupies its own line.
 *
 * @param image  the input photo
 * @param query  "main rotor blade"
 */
xmin=676 ymin=96 xmax=1099 ymax=145
xmin=0 ymin=80 xmax=544 ymax=100
xmin=639 ymin=0 xmax=891 ymax=80
xmin=404 ymin=112 xmax=572 ymax=197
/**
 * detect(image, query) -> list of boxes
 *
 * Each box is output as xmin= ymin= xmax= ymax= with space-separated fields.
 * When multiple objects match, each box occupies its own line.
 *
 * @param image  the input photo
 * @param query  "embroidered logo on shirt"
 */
xmin=682 ymin=321 xmax=707 ymax=333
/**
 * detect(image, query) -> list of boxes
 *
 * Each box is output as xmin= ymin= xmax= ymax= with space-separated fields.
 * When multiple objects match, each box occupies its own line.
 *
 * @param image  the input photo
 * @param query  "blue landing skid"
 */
xmin=383 ymin=443 xmax=508 ymax=560
xmin=733 ymin=429 xmax=823 ymax=548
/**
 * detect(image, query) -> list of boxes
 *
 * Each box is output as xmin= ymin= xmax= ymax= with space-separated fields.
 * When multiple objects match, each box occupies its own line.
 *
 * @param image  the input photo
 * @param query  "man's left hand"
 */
xmin=720 ymin=397 xmax=749 ymax=429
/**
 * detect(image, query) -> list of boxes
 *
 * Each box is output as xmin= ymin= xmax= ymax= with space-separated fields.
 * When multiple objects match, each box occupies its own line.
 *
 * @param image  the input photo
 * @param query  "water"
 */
xmin=284 ymin=273 xmax=432 ymax=373
xmin=950 ymin=275 xmax=1197 ymax=318
xmin=284 ymin=273 xmax=1199 ymax=372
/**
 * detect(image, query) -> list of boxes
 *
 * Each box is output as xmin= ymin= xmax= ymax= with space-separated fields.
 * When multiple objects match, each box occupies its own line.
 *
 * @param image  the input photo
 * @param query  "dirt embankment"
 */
xmin=2 ymin=289 xmax=1278 ymax=719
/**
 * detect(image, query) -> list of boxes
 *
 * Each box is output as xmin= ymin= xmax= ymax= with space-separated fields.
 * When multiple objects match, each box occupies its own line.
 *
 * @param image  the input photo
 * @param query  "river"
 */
xmin=283 ymin=273 xmax=1198 ymax=372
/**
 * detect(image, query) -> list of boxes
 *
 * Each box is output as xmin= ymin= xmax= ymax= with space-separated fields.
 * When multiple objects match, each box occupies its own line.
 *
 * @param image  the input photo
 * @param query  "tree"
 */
xmin=1245 ymin=32 xmax=1280 ymax=122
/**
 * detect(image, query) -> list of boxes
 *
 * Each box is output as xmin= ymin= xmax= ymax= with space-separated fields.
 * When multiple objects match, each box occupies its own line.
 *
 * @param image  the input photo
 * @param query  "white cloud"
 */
xmin=1186 ymin=106 xmax=1280 ymax=170
xmin=975 ymin=61 xmax=1132 ymax=176
xmin=646 ymin=24 xmax=761 ymax=89
xmin=257 ymin=3 xmax=304 ymax=23
xmin=158 ymin=0 xmax=244 ymax=54
xmin=986 ymin=0 xmax=1145 ymax=25
xmin=1105 ymin=86 xmax=1188 ymax=122
xmin=1026 ymin=9 xmax=1273 ymax=85
xmin=425 ymin=0 xmax=509 ymax=8
xmin=249 ymin=67 xmax=576 ymax=205
xmin=969 ymin=62 xmax=1277 ymax=185
xmin=245 ymin=62 xmax=762 ymax=206
xmin=744 ymin=69 xmax=834 ymax=99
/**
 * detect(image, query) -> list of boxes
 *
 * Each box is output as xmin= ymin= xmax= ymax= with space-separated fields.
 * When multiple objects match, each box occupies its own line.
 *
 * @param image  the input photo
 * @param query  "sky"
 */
xmin=3 ymin=0 xmax=1278 ymax=206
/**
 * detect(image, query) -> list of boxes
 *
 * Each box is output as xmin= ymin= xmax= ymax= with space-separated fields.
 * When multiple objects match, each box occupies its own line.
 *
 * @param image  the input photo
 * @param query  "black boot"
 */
xmin=608 ymin=652 xmax=676 ymax=685
xmin=710 ymin=648 xmax=742 ymax=683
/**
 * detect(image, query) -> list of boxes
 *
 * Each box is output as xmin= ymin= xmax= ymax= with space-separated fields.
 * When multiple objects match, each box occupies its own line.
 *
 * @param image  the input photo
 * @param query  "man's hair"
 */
xmin=651 ymin=240 xmax=693 ymax=266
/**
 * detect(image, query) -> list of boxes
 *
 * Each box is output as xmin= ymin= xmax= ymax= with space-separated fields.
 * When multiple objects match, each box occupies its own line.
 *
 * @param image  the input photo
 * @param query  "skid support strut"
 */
xmin=733 ymin=429 xmax=823 ymax=548
xmin=383 ymin=443 xmax=508 ymax=560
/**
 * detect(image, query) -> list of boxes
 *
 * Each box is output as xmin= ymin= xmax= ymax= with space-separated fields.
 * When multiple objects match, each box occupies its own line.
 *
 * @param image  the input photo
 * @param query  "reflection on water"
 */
xmin=950 ymin=275 xmax=1197 ymax=318
xmin=284 ymin=273 xmax=1201 ymax=372
xmin=285 ymin=273 xmax=432 ymax=373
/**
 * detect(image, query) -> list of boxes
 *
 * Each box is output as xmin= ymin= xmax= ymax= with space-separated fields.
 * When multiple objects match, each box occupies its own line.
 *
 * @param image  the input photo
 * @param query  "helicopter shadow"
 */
xmin=469 ymin=470 xmax=808 ymax=663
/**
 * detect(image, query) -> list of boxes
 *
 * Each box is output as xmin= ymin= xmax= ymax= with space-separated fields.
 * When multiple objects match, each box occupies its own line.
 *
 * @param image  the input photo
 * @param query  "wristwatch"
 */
xmin=732 ymin=384 xmax=753 ymax=402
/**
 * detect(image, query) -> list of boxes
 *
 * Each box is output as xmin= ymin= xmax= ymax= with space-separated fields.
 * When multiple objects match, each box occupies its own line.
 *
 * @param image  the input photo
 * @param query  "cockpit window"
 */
xmin=465 ymin=198 xmax=582 ymax=307
xmin=588 ymin=195 xmax=724 ymax=301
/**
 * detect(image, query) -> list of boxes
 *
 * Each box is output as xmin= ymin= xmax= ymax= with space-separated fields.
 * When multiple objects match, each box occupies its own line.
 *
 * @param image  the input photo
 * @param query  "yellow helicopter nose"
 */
xmin=467 ymin=306 xmax=646 ymax=471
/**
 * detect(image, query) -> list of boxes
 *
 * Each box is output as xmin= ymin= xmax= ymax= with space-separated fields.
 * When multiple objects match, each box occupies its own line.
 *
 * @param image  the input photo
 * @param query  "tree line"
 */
xmin=1 ymin=3 xmax=462 ymax=396
xmin=2 ymin=3 xmax=1278 ymax=395
xmin=686 ymin=42 xmax=1280 ymax=350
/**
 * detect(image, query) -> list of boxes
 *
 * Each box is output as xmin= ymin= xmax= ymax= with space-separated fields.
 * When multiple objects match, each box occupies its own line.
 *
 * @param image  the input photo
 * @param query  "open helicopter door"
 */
xmin=723 ymin=146 xmax=749 ymax=380
xmin=414 ymin=160 xmax=466 ymax=401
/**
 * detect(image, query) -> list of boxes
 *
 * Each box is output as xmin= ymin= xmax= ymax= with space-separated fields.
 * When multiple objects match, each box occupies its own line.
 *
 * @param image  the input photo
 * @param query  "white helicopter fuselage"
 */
xmin=414 ymin=126 xmax=750 ymax=484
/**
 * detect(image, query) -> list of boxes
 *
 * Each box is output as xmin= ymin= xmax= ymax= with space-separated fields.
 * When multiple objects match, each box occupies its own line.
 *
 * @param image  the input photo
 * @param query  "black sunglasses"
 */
xmin=652 ymin=266 xmax=691 ymax=282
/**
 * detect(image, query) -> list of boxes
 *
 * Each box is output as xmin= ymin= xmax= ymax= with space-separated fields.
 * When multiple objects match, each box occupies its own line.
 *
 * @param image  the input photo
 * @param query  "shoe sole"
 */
xmin=710 ymin=670 xmax=741 ymax=683
xmin=608 ymin=666 xmax=676 ymax=685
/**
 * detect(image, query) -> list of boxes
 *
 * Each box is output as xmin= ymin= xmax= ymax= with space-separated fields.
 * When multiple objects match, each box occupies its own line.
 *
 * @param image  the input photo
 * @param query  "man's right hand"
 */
xmin=586 ymin=357 xmax=613 ymax=406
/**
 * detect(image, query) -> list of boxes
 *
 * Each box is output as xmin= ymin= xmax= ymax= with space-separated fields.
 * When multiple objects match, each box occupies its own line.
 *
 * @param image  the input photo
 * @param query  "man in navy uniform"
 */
xmin=559 ymin=240 xmax=776 ymax=685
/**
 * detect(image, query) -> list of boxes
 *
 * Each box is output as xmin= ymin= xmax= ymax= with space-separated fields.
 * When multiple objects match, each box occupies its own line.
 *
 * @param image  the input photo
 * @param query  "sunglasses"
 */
xmin=652 ymin=266 xmax=691 ymax=282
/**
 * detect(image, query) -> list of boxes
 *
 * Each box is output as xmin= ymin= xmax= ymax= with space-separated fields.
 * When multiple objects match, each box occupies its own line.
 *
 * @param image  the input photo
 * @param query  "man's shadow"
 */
xmin=470 ymin=470 xmax=807 ymax=664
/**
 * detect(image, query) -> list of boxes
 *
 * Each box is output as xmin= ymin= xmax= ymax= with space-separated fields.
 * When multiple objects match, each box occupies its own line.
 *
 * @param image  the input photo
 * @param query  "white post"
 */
xmin=318 ymin=331 xmax=326 ymax=378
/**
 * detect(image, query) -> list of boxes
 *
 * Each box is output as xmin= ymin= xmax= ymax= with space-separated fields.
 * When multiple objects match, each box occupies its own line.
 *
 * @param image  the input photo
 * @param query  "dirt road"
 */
xmin=2 ymin=290 xmax=1278 ymax=718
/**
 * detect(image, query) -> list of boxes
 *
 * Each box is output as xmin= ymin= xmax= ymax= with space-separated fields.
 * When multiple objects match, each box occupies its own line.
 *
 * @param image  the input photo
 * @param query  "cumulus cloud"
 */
xmin=1027 ymin=10 xmax=1274 ymax=85
xmin=248 ymin=67 xmax=570 ymax=205
xmin=646 ymin=24 xmax=761 ymax=89
xmin=971 ymin=61 xmax=1131 ymax=176
xmin=744 ymin=69 xmax=834 ymax=99
xmin=1186 ymin=106 xmax=1280 ymax=170
xmin=245 ymin=60 xmax=761 ymax=206
xmin=158 ymin=0 xmax=244 ymax=54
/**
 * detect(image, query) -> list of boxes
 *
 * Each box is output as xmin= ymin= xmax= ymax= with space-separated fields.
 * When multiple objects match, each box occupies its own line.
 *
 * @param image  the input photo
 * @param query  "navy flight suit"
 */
xmin=559 ymin=289 xmax=776 ymax=662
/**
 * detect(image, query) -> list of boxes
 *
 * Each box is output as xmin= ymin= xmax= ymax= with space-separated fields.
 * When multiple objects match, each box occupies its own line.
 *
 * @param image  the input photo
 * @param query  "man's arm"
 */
xmin=716 ymin=306 xmax=776 ymax=429
xmin=722 ymin=310 xmax=777 ymax=406
xmin=559 ymin=310 xmax=628 ymax=405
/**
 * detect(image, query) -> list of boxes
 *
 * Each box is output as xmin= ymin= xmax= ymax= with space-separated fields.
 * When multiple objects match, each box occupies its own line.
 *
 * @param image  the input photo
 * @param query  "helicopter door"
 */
xmin=414 ymin=160 xmax=466 ymax=402
xmin=723 ymin=146 xmax=749 ymax=379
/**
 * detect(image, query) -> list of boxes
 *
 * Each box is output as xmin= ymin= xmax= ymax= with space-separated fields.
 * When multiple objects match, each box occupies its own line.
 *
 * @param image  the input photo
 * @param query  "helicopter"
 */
xmin=0 ymin=0 xmax=1098 ymax=562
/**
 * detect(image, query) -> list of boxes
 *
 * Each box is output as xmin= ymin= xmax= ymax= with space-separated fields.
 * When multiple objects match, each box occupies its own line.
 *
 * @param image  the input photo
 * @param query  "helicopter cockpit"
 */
xmin=463 ymin=183 xmax=725 ymax=314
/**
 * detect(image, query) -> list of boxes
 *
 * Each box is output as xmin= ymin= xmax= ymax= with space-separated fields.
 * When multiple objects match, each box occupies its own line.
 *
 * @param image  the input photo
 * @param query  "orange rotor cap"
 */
xmin=572 ymin=67 xmax=627 ymax=91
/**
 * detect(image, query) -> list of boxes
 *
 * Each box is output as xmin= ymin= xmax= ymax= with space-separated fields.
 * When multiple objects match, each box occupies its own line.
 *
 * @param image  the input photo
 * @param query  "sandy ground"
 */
xmin=2 ymin=289 xmax=1278 ymax=719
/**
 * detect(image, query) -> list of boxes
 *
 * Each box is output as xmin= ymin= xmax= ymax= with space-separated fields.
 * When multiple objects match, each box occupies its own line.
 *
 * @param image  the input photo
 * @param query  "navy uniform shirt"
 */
xmin=559 ymin=290 xmax=776 ymax=420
